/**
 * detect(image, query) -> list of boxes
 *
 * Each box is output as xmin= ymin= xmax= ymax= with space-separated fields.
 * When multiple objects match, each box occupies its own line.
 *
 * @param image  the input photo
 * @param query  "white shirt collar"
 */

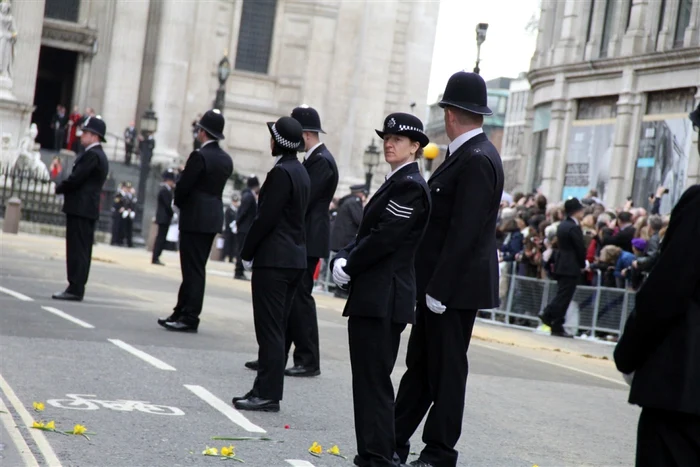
xmin=447 ymin=127 xmax=484 ymax=156
xmin=85 ymin=142 xmax=100 ymax=152
xmin=385 ymin=161 xmax=417 ymax=181
xmin=569 ymin=216 xmax=579 ymax=225
xmin=201 ymin=140 xmax=216 ymax=148
xmin=305 ymin=142 xmax=323 ymax=161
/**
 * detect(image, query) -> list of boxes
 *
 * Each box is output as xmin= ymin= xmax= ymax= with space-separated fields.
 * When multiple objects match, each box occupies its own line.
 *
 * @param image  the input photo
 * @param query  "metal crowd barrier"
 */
xmin=313 ymin=252 xmax=337 ymax=296
xmin=484 ymin=262 xmax=636 ymax=338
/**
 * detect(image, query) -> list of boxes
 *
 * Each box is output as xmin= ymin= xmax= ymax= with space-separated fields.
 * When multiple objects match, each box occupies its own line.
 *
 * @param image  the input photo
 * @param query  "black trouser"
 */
xmin=124 ymin=144 xmax=133 ymax=165
xmin=394 ymin=304 xmax=477 ymax=467
xmin=285 ymin=257 xmax=320 ymax=370
xmin=54 ymin=129 xmax=65 ymax=151
xmin=124 ymin=217 xmax=133 ymax=247
xmin=152 ymin=223 xmax=169 ymax=262
xmin=251 ymin=267 xmax=303 ymax=401
xmin=349 ymin=315 xmax=405 ymax=467
xmin=110 ymin=213 xmax=121 ymax=245
xmin=234 ymin=232 xmax=247 ymax=277
xmin=65 ymin=215 xmax=96 ymax=298
xmin=174 ymin=231 xmax=215 ymax=325
xmin=542 ymin=275 xmax=578 ymax=331
xmin=223 ymin=232 xmax=237 ymax=262
xmin=636 ymin=408 xmax=700 ymax=467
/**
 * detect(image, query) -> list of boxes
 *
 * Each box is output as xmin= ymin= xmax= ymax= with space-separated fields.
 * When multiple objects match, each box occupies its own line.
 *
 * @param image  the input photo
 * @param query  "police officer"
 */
xmin=331 ymin=112 xmax=431 ymax=467
xmin=159 ymin=109 xmax=233 ymax=332
xmin=235 ymin=176 xmax=260 ymax=280
xmin=284 ymin=105 xmax=339 ymax=377
xmin=233 ymin=116 xmax=310 ymax=412
xmin=394 ymin=72 xmax=504 ymax=467
xmin=223 ymin=194 xmax=240 ymax=263
xmin=152 ymin=170 xmax=176 ymax=265
xmin=122 ymin=182 xmax=135 ymax=248
xmin=110 ymin=183 xmax=125 ymax=245
xmin=52 ymin=116 xmax=110 ymax=301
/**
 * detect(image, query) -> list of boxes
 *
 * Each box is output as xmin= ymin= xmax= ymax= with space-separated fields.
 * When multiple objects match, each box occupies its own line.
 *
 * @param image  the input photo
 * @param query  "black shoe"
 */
xmin=164 ymin=321 xmax=198 ymax=333
xmin=232 ymin=390 xmax=254 ymax=404
xmin=152 ymin=260 xmax=165 ymax=266
xmin=234 ymin=274 xmax=249 ymax=281
xmin=551 ymin=329 xmax=574 ymax=338
xmin=233 ymin=397 xmax=279 ymax=412
xmin=157 ymin=313 xmax=180 ymax=328
xmin=244 ymin=360 xmax=259 ymax=371
xmin=284 ymin=365 xmax=320 ymax=377
xmin=52 ymin=291 xmax=83 ymax=301
xmin=408 ymin=461 xmax=435 ymax=467
xmin=538 ymin=312 xmax=552 ymax=327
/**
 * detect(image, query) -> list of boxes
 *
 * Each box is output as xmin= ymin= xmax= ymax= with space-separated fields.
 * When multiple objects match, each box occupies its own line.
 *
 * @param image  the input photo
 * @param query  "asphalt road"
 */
xmin=0 ymin=236 xmax=640 ymax=466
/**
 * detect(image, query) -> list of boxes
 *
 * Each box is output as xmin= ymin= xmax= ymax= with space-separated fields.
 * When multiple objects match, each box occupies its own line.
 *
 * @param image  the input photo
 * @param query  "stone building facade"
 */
xmin=501 ymin=73 xmax=531 ymax=192
xmin=4 ymin=0 xmax=439 ymax=191
xmin=520 ymin=0 xmax=700 ymax=213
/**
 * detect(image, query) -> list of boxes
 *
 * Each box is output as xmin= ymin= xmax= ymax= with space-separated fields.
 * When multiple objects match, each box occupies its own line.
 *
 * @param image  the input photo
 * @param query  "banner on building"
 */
xmin=562 ymin=123 xmax=615 ymax=201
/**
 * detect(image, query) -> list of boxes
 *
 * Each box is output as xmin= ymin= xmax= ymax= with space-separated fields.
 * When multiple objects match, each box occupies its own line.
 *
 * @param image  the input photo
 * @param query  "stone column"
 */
xmin=552 ymin=0 xmax=580 ymax=65
xmin=605 ymin=69 xmax=636 ymax=207
xmin=150 ymin=0 xmax=197 ymax=166
xmin=584 ymin=0 xmax=606 ymax=60
xmin=539 ymin=97 xmax=568 ymax=200
xmin=621 ymin=0 xmax=650 ymax=55
xmin=687 ymin=90 xmax=700 ymax=187
xmin=682 ymin=0 xmax=700 ymax=47
xmin=101 ymin=0 xmax=150 ymax=152
xmin=656 ymin=0 xmax=678 ymax=51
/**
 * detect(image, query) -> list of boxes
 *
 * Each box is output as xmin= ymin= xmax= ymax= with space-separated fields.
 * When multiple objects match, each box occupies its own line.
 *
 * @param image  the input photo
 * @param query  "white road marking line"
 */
xmin=0 ymin=286 xmax=33 ymax=302
xmin=0 ymin=394 xmax=40 ymax=467
xmin=208 ymin=269 xmax=232 ymax=277
xmin=184 ymin=385 xmax=266 ymax=434
xmin=0 ymin=373 xmax=62 ymax=467
xmin=473 ymin=342 xmax=627 ymax=386
xmin=108 ymin=339 xmax=177 ymax=371
xmin=286 ymin=460 xmax=316 ymax=467
xmin=41 ymin=306 xmax=95 ymax=329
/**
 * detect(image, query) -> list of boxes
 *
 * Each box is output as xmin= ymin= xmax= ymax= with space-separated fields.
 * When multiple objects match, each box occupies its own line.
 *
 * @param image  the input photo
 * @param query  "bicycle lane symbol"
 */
xmin=46 ymin=394 xmax=185 ymax=416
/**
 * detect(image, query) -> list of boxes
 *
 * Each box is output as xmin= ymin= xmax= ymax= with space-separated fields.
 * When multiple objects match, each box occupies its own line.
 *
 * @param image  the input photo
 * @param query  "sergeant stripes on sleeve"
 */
xmin=386 ymin=200 xmax=413 ymax=219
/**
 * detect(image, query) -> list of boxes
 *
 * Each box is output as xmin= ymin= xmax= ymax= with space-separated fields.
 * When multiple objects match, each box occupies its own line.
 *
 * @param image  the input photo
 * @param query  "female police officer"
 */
xmin=332 ymin=112 xmax=431 ymax=467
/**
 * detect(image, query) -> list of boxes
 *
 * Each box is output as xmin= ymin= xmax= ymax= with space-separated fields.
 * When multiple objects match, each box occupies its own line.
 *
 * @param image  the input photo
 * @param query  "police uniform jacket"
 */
xmin=415 ymin=132 xmax=504 ymax=311
xmin=303 ymin=144 xmax=339 ymax=258
xmin=330 ymin=194 xmax=363 ymax=251
xmin=236 ymin=189 xmax=257 ymax=234
xmin=240 ymin=154 xmax=310 ymax=269
xmin=55 ymin=144 xmax=109 ymax=220
xmin=554 ymin=218 xmax=586 ymax=278
xmin=155 ymin=185 xmax=174 ymax=225
xmin=333 ymin=163 xmax=431 ymax=324
xmin=174 ymin=141 xmax=233 ymax=233
xmin=615 ymin=184 xmax=700 ymax=415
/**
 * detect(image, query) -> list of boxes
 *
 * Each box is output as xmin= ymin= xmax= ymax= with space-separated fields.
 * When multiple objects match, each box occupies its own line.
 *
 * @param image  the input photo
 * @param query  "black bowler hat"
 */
xmin=267 ymin=116 xmax=304 ymax=152
xmin=291 ymin=105 xmax=326 ymax=134
xmin=247 ymin=175 xmax=260 ymax=188
xmin=690 ymin=103 xmax=700 ymax=129
xmin=162 ymin=169 xmax=175 ymax=181
xmin=564 ymin=197 xmax=584 ymax=216
xmin=81 ymin=116 xmax=107 ymax=142
xmin=375 ymin=112 xmax=429 ymax=148
xmin=439 ymin=71 xmax=493 ymax=116
xmin=350 ymin=183 xmax=369 ymax=195
xmin=196 ymin=109 xmax=225 ymax=140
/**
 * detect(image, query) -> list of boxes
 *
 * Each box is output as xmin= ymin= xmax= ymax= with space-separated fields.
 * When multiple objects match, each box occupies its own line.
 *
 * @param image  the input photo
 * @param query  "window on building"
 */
xmin=235 ymin=0 xmax=278 ymax=74
xmin=599 ymin=0 xmax=618 ymax=58
xmin=646 ymin=88 xmax=697 ymax=115
xmin=44 ymin=0 xmax=80 ymax=22
xmin=625 ymin=0 xmax=633 ymax=31
xmin=673 ymin=0 xmax=692 ymax=48
xmin=656 ymin=0 xmax=667 ymax=49
xmin=586 ymin=0 xmax=595 ymax=43
xmin=577 ymin=96 xmax=618 ymax=119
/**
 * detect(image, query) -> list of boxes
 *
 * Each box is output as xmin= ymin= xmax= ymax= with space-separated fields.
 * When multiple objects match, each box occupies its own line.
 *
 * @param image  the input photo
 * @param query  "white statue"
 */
xmin=0 ymin=0 xmax=17 ymax=78
xmin=15 ymin=123 xmax=50 ymax=179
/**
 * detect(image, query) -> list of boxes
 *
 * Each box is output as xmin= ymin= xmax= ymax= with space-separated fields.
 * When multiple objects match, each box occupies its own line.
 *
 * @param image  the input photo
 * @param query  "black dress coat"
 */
xmin=155 ymin=185 xmax=174 ymax=225
xmin=174 ymin=141 xmax=233 ymax=233
xmin=415 ymin=132 xmax=504 ymax=311
xmin=303 ymin=144 xmax=339 ymax=259
xmin=236 ymin=188 xmax=257 ymax=235
xmin=55 ymin=144 xmax=109 ymax=220
xmin=333 ymin=163 xmax=431 ymax=324
xmin=240 ymin=155 xmax=310 ymax=269
xmin=615 ymin=185 xmax=700 ymax=415
xmin=330 ymin=194 xmax=363 ymax=251
xmin=554 ymin=218 xmax=586 ymax=278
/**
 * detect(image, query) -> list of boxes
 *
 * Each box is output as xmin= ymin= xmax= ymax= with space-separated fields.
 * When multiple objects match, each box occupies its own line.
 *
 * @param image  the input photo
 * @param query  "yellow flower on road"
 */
xmin=327 ymin=445 xmax=347 ymax=459
xmin=72 ymin=424 xmax=87 ymax=435
xmin=32 ymin=421 xmax=45 ymax=429
xmin=221 ymin=445 xmax=235 ymax=457
xmin=33 ymin=402 xmax=45 ymax=412
xmin=45 ymin=421 xmax=56 ymax=430
xmin=308 ymin=441 xmax=323 ymax=457
xmin=202 ymin=446 xmax=218 ymax=456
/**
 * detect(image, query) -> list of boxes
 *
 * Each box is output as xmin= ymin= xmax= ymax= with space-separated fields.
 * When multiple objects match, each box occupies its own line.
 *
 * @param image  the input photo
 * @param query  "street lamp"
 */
xmin=214 ymin=51 xmax=231 ymax=111
xmin=423 ymin=142 xmax=440 ymax=179
xmin=136 ymin=103 xmax=158 ymax=230
xmin=363 ymin=138 xmax=381 ymax=193
xmin=474 ymin=22 xmax=488 ymax=75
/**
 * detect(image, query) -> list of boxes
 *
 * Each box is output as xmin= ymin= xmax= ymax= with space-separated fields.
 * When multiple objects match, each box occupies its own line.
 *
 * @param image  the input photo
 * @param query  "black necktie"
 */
xmin=445 ymin=148 xmax=451 ymax=159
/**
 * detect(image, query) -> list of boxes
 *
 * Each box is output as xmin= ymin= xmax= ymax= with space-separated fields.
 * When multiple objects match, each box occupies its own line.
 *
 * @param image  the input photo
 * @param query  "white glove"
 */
xmin=121 ymin=210 xmax=129 ymax=219
xmin=585 ymin=260 xmax=591 ymax=270
xmin=242 ymin=259 xmax=253 ymax=272
xmin=230 ymin=220 xmax=237 ymax=234
xmin=426 ymin=294 xmax=446 ymax=314
xmin=129 ymin=211 xmax=136 ymax=220
xmin=332 ymin=258 xmax=351 ymax=286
